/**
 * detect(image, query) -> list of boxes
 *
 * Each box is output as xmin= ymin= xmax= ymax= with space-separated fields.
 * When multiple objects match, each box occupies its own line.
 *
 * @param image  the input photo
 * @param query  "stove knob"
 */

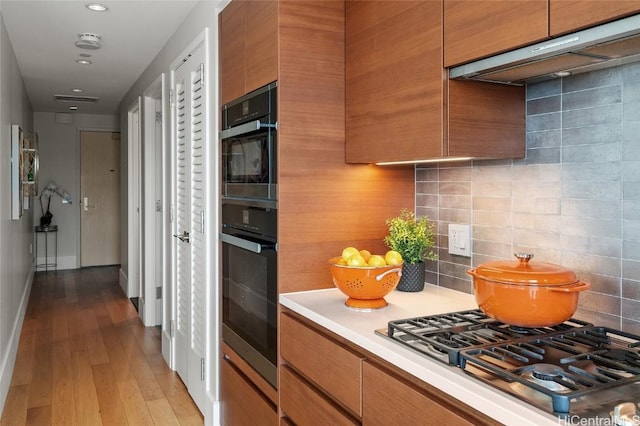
xmin=612 ymin=402 xmax=638 ymax=426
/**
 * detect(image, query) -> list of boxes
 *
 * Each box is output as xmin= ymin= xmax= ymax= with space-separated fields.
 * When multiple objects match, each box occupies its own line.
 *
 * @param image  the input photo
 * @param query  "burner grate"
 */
xmin=459 ymin=327 xmax=640 ymax=414
xmin=377 ymin=309 xmax=592 ymax=366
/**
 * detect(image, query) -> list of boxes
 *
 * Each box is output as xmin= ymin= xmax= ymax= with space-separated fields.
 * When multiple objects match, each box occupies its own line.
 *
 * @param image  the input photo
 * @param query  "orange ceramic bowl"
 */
xmin=467 ymin=253 xmax=591 ymax=327
xmin=329 ymin=257 xmax=403 ymax=310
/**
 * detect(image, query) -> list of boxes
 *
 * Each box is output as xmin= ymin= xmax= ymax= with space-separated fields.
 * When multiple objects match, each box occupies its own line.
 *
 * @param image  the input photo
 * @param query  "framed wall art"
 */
xmin=11 ymin=124 xmax=24 ymax=220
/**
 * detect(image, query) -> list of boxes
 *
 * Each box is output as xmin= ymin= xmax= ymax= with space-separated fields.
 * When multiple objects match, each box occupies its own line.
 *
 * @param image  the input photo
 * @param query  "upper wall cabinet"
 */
xmin=444 ymin=0 xmax=640 ymax=68
xmin=346 ymin=1 xmax=525 ymax=164
xmin=219 ymin=0 xmax=278 ymax=105
xmin=549 ymin=0 xmax=640 ymax=36
xmin=346 ymin=1 xmax=445 ymax=162
xmin=444 ymin=0 xmax=548 ymax=67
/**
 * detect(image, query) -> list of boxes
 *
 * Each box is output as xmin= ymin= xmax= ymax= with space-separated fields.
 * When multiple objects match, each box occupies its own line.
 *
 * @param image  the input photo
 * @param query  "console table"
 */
xmin=34 ymin=225 xmax=58 ymax=271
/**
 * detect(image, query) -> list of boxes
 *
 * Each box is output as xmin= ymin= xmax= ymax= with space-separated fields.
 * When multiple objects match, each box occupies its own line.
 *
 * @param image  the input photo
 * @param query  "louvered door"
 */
xmin=171 ymin=40 xmax=206 ymax=412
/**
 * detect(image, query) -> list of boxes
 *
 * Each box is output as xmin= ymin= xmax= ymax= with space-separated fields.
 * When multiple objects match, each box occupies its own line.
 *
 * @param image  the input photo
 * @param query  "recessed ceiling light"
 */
xmin=554 ymin=71 xmax=572 ymax=77
xmin=69 ymin=106 xmax=79 ymax=111
xmin=71 ymin=88 xmax=83 ymax=93
xmin=79 ymin=53 xmax=92 ymax=58
xmin=86 ymin=3 xmax=108 ymax=12
xmin=76 ymin=59 xmax=92 ymax=65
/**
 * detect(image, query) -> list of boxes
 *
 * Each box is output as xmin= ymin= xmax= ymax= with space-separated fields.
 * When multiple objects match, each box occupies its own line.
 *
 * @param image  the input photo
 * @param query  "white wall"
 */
xmin=32 ymin=112 xmax=119 ymax=269
xmin=0 ymin=9 xmax=35 ymax=417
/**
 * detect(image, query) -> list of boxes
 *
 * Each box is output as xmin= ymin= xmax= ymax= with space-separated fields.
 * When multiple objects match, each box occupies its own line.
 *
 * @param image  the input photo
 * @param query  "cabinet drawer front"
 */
xmin=280 ymin=366 xmax=359 ymax=425
xmin=363 ymin=361 xmax=478 ymax=426
xmin=220 ymin=358 xmax=278 ymax=426
xmin=280 ymin=313 xmax=363 ymax=416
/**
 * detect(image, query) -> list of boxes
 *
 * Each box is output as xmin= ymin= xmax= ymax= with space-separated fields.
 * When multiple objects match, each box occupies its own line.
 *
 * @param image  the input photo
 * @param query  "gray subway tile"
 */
xmin=439 ymin=194 xmax=471 ymax=209
xmin=562 ymin=85 xmax=621 ymax=111
xmin=562 ymin=142 xmax=622 ymax=164
xmin=563 ymin=67 xmax=622 ymax=92
xmin=623 ymin=220 xmax=640 ymax=243
xmin=519 ymin=147 xmax=561 ymax=164
xmin=473 ymin=196 xmax=512 ymax=212
xmin=560 ymin=216 xmax=621 ymax=239
xmin=562 ymin=104 xmax=623 ymax=128
xmin=527 ymin=129 xmax=561 ymax=149
xmin=561 ymin=162 xmax=621 ymax=182
xmin=562 ymin=198 xmax=622 ymax=219
xmin=562 ymin=123 xmax=622 ymax=146
xmin=472 ymin=181 xmax=512 ymax=197
xmin=622 ymin=62 xmax=640 ymax=84
xmin=527 ymin=79 xmax=562 ymax=99
xmin=624 ymin=82 xmax=640 ymax=104
xmin=622 ymin=161 xmax=640 ymax=182
xmin=439 ymin=181 xmax=471 ymax=196
xmin=527 ymin=112 xmax=561 ymax=131
xmin=527 ymin=95 xmax=561 ymax=115
xmin=472 ymin=165 xmax=512 ymax=182
xmin=623 ymin=240 xmax=640 ymax=261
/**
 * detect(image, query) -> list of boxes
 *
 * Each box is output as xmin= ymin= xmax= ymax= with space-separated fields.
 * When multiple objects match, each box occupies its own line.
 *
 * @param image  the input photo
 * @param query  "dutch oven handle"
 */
xmin=547 ymin=281 xmax=591 ymax=293
xmin=376 ymin=268 xmax=403 ymax=281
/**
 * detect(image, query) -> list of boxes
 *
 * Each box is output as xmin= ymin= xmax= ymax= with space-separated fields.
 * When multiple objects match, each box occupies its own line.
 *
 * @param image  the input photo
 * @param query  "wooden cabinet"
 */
xmin=346 ymin=0 xmax=525 ymax=164
xmin=550 ymin=0 xmax=640 ymax=35
xmin=219 ymin=0 xmax=278 ymax=105
xmin=219 ymin=0 xmax=415 ymax=422
xmin=444 ymin=0 xmax=640 ymax=68
xmin=280 ymin=366 xmax=358 ymax=425
xmin=279 ymin=309 xmax=501 ymax=425
xmin=280 ymin=313 xmax=363 ymax=418
xmin=444 ymin=0 xmax=548 ymax=67
xmin=346 ymin=0 xmax=444 ymax=163
xmin=221 ymin=343 xmax=278 ymax=426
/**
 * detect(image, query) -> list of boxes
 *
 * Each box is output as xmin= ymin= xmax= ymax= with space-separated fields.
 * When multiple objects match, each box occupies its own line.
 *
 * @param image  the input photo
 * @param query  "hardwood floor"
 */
xmin=0 ymin=266 xmax=203 ymax=426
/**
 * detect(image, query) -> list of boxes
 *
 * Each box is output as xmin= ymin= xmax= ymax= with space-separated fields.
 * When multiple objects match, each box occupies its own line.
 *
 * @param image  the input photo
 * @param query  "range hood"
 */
xmin=449 ymin=13 xmax=640 ymax=85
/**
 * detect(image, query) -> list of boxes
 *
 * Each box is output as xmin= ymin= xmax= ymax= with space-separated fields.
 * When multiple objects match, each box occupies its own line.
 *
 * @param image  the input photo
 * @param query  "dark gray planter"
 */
xmin=397 ymin=262 xmax=425 ymax=292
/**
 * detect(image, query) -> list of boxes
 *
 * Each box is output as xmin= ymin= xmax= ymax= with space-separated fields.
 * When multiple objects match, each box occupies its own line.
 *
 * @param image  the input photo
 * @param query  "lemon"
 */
xmin=367 ymin=255 xmax=386 ymax=267
xmin=346 ymin=254 xmax=367 ymax=267
xmin=341 ymin=246 xmax=359 ymax=262
xmin=359 ymin=249 xmax=372 ymax=262
xmin=384 ymin=250 xmax=403 ymax=265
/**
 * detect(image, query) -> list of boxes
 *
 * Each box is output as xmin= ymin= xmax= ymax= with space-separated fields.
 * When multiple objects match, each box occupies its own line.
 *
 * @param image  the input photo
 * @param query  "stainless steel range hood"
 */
xmin=449 ymin=13 xmax=640 ymax=85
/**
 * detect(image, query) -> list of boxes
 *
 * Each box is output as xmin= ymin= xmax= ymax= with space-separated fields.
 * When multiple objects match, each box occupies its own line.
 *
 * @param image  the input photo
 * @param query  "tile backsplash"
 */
xmin=416 ymin=62 xmax=640 ymax=333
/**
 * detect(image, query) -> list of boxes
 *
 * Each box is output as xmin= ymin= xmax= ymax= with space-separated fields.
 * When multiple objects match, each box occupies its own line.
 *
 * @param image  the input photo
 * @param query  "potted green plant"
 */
xmin=384 ymin=209 xmax=437 ymax=292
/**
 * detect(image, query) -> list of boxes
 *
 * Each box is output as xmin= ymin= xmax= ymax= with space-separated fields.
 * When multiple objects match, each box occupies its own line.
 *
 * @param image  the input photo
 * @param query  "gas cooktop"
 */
xmin=375 ymin=309 xmax=591 ymax=366
xmin=376 ymin=309 xmax=640 ymax=421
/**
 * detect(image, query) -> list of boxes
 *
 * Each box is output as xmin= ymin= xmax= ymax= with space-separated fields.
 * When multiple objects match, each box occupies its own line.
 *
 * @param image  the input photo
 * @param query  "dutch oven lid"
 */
xmin=472 ymin=253 xmax=579 ymax=286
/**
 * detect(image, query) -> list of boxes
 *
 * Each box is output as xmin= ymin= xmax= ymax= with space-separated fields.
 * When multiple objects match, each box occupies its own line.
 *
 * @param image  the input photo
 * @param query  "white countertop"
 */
xmin=279 ymin=284 xmax=561 ymax=426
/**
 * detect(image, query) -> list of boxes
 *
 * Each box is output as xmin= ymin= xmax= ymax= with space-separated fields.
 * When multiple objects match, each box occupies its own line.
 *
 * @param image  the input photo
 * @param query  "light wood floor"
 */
xmin=0 ymin=266 xmax=203 ymax=426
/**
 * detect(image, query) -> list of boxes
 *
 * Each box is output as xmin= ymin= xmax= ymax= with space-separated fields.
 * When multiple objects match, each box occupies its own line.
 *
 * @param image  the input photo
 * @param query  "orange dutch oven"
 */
xmin=467 ymin=253 xmax=591 ymax=328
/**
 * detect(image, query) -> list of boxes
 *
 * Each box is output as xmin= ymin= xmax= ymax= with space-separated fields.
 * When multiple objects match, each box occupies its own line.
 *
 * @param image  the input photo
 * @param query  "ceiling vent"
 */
xmin=75 ymin=33 xmax=102 ymax=50
xmin=54 ymin=95 xmax=99 ymax=103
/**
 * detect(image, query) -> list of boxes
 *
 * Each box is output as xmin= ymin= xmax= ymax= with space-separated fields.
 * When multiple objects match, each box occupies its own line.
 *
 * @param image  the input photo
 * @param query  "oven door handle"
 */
xmin=220 ymin=233 xmax=276 ymax=254
xmin=219 ymin=120 xmax=277 ymax=139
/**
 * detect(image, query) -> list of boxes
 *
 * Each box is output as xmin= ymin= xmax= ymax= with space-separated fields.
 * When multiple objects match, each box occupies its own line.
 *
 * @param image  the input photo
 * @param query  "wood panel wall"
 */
xmin=276 ymin=0 xmax=415 ymax=294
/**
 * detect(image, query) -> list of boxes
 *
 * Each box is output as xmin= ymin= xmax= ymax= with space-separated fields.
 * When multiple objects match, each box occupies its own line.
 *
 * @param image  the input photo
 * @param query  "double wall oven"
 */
xmin=220 ymin=82 xmax=278 ymax=388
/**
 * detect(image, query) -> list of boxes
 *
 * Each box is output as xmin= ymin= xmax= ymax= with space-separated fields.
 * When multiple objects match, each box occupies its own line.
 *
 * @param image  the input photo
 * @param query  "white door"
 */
xmin=80 ymin=131 xmax=121 ymax=267
xmin=140 ymin=76 xmax=165 ymax=327
xmin=127 ymin=101 xmax=142 ymax=298
xmin=172 ymin=40 xmax=206 ymax=411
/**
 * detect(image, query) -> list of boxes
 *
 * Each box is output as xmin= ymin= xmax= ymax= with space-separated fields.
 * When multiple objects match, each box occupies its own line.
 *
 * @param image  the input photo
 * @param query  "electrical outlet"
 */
xmin=449 ymin=223 xmax=471 ymax=257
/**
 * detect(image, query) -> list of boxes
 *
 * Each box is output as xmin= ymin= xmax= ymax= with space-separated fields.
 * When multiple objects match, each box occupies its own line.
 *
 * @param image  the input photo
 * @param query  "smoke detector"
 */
xmin=75 ymin=33 xmax=102 ymax=50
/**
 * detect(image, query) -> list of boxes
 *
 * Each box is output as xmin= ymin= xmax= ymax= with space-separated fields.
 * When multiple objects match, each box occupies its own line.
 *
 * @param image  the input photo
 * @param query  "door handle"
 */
xmin=83 ymin=197 xmax=96 ymax=211
xmin=173 ymin=231 xmax=190 ymax=243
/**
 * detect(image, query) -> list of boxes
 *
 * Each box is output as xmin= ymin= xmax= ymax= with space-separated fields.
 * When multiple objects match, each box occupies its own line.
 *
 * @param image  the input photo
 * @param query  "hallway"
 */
xmin=0 ymin=267 xmax=203 ymax=425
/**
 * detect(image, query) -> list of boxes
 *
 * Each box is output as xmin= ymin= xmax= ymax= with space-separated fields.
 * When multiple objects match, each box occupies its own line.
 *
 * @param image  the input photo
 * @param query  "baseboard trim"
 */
xmin=35 ymin=255 xmax=77 ymax=271
xmin=119 ymin=268 xmax=128 ymax=295
xmin=0 ymin=265 xmax=34 ymax=417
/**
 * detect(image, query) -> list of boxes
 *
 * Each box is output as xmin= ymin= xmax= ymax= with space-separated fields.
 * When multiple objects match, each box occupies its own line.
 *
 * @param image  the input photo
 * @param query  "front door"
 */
xmin=80 ymin=131 xmax=120 ymax=267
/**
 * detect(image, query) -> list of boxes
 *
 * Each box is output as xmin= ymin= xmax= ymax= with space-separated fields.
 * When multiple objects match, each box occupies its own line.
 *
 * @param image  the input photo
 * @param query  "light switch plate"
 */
xmin=449 ymin=223 xmax=471 ymax=257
